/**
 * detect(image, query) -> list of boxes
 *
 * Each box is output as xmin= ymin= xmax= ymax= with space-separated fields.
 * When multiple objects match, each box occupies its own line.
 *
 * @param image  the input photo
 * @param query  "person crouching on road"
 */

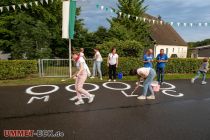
xmin=132 ymin=67 xmax=156 ymax=100
xmin=72 ymin=52 xmax=95 ymax=105
xmin=191 ymin=58 xmax=209 ymax=85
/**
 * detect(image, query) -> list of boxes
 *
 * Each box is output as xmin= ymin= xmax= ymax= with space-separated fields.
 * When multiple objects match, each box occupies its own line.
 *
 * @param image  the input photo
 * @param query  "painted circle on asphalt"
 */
xmin=26 ymin=85 xmax=59 ymax=95
xmin=102 ymin=82 xmax=131 ymax=91
xmin=160 ymin=82 xmax=176 ymax=90
xmin=65 ymin=83 xmax=100 ymax=93
xmin=162 ymin=90 xmax=184 ymax=97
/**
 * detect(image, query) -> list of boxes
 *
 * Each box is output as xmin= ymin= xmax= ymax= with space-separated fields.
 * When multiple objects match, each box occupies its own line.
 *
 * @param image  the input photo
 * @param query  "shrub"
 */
xmin=0 ymin=60 xmax=38 ymax=80
xmin=97 ymin=39 xmax=144 ymax=58
xmin=100 ymin=58 xmax=210 ymax=76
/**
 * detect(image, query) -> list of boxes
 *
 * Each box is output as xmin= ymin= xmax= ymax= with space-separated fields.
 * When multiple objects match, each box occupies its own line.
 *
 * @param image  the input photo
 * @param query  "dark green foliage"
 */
xmin=0 ymin=60 xmax=38 ymax=79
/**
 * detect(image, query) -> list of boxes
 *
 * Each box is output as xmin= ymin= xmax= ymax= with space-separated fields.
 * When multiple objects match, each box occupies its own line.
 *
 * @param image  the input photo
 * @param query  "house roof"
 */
xmin=146 ymin=14 xmax=188 ymax=46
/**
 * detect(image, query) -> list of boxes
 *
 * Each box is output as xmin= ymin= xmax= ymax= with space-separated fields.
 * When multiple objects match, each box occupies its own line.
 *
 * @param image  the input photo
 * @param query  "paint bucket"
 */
xmin=151 ymin=81 xmax=160 ymax=93
xmin=118 ymin=72 xmax=123 ymax=80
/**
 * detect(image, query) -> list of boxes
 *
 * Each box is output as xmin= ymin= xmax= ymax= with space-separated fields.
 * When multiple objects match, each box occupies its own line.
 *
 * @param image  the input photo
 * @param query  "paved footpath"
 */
xmin=0 ymin=79 xmax=210 ymax=140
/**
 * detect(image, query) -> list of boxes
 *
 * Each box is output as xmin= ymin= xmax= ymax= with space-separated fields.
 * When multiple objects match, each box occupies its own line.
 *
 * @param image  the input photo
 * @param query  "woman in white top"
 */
xmin=132 ymin=67 xmax=156 ymax=100
xmin=107 ymin=48 xmax=119 ymax=82
xmin=79 ymin=48 xmax=86 ymax=60
xmin=72 ymin=52 xmax=95 ymax=105
xmin=91 ymin=48 xmax=103 ymax=80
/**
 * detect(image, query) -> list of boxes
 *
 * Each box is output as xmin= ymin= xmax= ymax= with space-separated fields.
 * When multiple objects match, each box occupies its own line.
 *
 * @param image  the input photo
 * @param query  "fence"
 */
xmin=38 ymin=59 xmax=94 ymax=77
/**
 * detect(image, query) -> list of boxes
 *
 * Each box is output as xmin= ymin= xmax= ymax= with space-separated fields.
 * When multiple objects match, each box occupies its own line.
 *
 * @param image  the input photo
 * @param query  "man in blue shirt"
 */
xmin=143 ymin=49 xmax=154 ymax=68
xmin=156 ymin=49 xmax=168 ymax=85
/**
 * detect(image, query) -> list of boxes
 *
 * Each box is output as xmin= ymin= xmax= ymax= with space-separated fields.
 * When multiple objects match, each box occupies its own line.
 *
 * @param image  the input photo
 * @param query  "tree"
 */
xmin=108 ymin=0 xmax=152 ymax=47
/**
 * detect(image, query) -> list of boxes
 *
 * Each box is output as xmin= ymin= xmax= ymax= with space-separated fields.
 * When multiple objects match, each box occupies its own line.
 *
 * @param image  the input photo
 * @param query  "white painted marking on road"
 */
xmin=26 ymin=85 xmax=59 ymax=95
xmin=162 ymin=90 xmax=184 ymax=97
xmin=65 ymin=83 xmax=99 ymax=93
xmin=103 ymin=82 xmax=131 ymax=91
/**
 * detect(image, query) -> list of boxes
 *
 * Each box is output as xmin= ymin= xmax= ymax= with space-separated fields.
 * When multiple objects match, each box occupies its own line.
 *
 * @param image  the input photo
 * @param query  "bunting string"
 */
xmin=96 ymin=4 xmax=210 ymax=27
xmin=0 ymin=0 xmax=53 ymax=13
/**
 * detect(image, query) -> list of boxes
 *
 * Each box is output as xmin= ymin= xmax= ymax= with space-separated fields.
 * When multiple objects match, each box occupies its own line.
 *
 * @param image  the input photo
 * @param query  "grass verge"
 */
xmin=0 ymin=74 xmax=209 ymax=87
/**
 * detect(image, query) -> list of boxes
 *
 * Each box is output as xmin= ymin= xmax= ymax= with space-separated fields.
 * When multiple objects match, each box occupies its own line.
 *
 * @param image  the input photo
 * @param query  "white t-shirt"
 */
xmin=79 ymin=52 xmax=85 ymax=58
xmin=137 ymin=67 xmax=151 ymax=77
xmin=95 ymin=51 xmax=103 ymax=62
xmin=108 ymin=53 xmax=119 ymax=65
xmin=76 ymin=57 xmax=91 ymax=76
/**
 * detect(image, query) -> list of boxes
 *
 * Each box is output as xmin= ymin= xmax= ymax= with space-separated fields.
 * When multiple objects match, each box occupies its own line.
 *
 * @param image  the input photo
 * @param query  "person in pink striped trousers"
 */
xmin=72 ymin=52 xmax=95 ymax=105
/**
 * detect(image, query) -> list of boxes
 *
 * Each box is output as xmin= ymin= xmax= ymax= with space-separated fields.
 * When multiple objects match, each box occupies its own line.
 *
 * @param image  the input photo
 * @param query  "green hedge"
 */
xmin=0 ymin=60 xmax=38 ymax=80
xmin=101 ymin=58 xmax=210 ymax=76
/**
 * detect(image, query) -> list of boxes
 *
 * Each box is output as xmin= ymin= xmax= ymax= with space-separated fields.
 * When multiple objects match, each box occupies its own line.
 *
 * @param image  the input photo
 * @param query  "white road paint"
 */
xmin=65 ymin=83 xmax=100 ymax=93
xmin=121 ymin=91 xmax=138 ymax=97
xmin=162 ymin=90 xmax=184 ymax=97
xmin=102 ymin=82 xmax=131 ymax=91
xmin=27 ymin=95 xmax=49 ymax=104
xmin=26 ymin=85 xmax=59 ymax=95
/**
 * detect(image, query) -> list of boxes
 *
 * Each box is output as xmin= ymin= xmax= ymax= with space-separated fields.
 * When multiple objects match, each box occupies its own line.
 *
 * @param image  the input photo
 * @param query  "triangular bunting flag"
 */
xmin=0 ymin=7 xmax=3 ymax=12
xmin=136 ymin=17 xmax=139 ymax=20
xmin=29 ymin=2 xmax=33 ymax=6
xmin=190 ymin=23 xmax=193 ymax=27
xmin=177 ymin=22 xmax=180 ymax=26
xmin=100 ymin=6 xmax=104 ymax=10
xmin=170 ymin=22 xmax=174 ymax=26
xmin=205 ymin=23 xmax=208 ymax=26
xmin=18 ymin=4 xmax=22 ymax=9
xmin=46 ymin=0 xmax=49 ymax=4
xmin=143 ymin=18 xmax=146 ymax=22
xmin=35 ymin=1 xmax=39 ymax=6
xmin=160 ymin=21 xmax=163 ymax=25
xmin=51 ymin=0 xmax=54 ymax=3
xmin=24 ymin=3 xmax=28 ymax=8
xmin=152 ymin=20 xmax=155 ymax=24
xmin=6 ymin=6 xmax=10 ymax=11
xmin=128 ymin=14 xmax=130 ymax=18
xmin=40 ymin=0 xmax=44 ymax=5
xmin=119 ymin=12 xmax=122 ymax=16
xmin=184 ymin=23 xmax=187 ymax=27
xmin=198 ymin=23 xmax=202 ymax=27
xmin=12 ymin=5 xmax=15 ymax=10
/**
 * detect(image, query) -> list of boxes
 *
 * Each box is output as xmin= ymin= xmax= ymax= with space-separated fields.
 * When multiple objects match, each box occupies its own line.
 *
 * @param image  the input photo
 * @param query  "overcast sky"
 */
xmin=77 ymin=0 xmax=210 ymax=42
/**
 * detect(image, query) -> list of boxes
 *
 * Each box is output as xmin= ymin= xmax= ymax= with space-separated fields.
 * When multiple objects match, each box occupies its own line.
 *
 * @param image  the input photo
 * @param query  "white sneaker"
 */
xmin=75 ymin=100 xmax=84 ymax=105
xmin=202 ymin=81 xmax=207 ymax=85
xmin=191 ymin=78 xmax=195 ymax=84
xmin=147 ymin=95 xmax=155 ymax=100
xmin=108 ymin=79 xmax=112 ymax=82
xmin=137 ymin=96 xmax=146 ymax=100
xmin=88 ymin=94 xmax=95 ymax=103
xmin=70 ymin=96 xmax=78 ymax=101
xmin=90 ymin=76 xmax=95 ymax=79
xmin=113 ymin=80 xmax=116 ymax=82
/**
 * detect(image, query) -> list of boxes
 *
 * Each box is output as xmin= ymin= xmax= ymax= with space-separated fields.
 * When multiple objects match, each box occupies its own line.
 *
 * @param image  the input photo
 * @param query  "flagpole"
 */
xmin=69 ymin=39 xmax=72 ymax=78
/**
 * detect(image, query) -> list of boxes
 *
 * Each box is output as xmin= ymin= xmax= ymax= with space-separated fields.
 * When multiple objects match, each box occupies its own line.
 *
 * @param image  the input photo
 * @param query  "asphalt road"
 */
xmin=0 ymin=79 xmax=210 ymax=140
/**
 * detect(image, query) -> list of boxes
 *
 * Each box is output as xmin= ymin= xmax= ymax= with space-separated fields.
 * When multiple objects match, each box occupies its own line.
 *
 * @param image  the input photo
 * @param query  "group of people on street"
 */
xmin=71 ymin=47 xmax=209 ymax=105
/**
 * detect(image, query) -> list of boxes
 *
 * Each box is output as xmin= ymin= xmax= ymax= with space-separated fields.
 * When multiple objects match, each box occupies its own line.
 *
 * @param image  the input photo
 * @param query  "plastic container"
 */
xmin=118 ymin=72 xmax=123 ymax=80
xmin=151 ymin=81 xmax=160 ymax=93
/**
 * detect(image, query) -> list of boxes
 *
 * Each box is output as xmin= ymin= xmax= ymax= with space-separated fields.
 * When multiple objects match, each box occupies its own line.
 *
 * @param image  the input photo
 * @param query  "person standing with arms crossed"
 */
xmin=143 ymin=49 xmax=154 ymax=68
xmin=156 ymin=49 xmax=168 ymax=85
xmin=107 ymin=48 xmax=119 ymax=82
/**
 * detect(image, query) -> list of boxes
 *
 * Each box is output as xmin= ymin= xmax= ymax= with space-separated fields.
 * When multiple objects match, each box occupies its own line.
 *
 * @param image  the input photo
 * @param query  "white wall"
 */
xmin=154 ymin=45 xmax=188 ymax=58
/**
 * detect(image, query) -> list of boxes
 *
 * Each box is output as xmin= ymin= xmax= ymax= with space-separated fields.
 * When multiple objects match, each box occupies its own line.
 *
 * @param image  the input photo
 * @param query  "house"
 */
xmin=0 ymin=51 xmax=11 ymax=60
xmin=190 ymin=45 xmax=210 ymax=59
xmin=148 ymin=15 xmax=188 ymax=58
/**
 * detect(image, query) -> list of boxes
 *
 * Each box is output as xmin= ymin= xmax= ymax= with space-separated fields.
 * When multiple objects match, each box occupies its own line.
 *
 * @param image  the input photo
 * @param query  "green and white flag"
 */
xmin=62 ymin=0 xmax=76 ymax=39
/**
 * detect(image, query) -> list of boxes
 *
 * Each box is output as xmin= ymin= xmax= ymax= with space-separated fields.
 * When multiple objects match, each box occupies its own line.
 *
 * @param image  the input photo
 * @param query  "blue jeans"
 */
xmin=92 ymin=61 xmax=102 ymax=78
xmin=156 ymin=67 xmax=165 ymax=83
xmin=143 ymin=69 xmax=156 ymax=96
xmin=194 ymin=70 xmax=206 ymax=82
